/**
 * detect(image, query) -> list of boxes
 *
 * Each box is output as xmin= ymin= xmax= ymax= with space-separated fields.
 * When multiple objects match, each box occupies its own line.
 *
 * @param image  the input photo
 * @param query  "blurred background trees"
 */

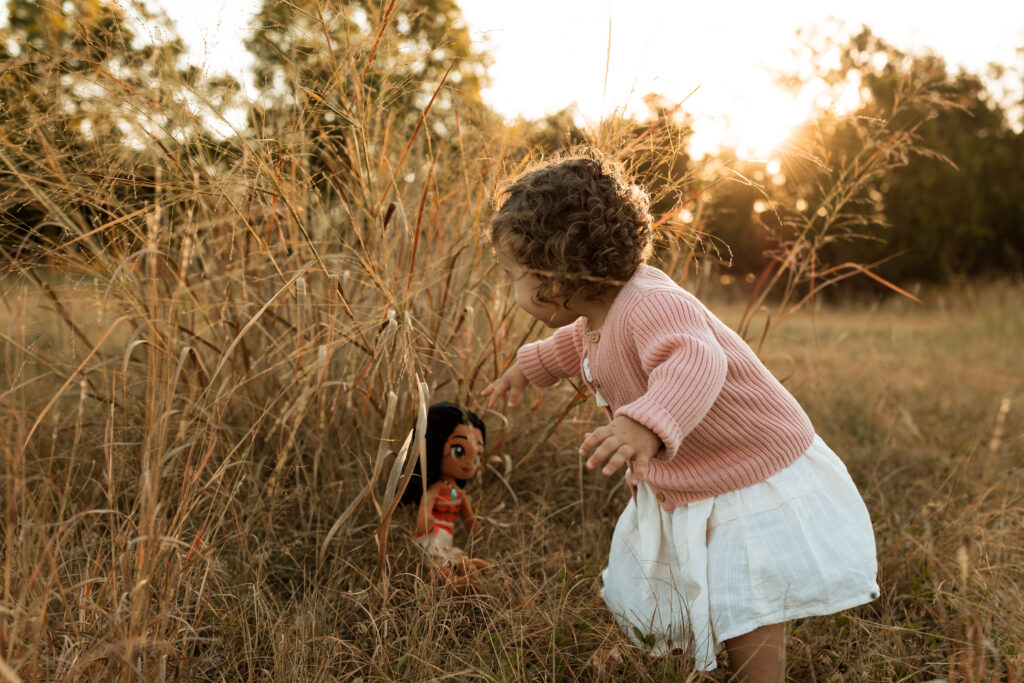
xmin=246 ymin=0 xmax=487 ymax=115
xmin=0 ymin=0 xmax=239 ymax=255
xmin=243 ymin=0 xmax=491 ymax=179
xmin=238 ymin=0 xmax=494 ymax=247
xmin=2 ymin=1 xmax=1022 ymax=286
xmin=776 ymin=27 xmax=1024 ymax=285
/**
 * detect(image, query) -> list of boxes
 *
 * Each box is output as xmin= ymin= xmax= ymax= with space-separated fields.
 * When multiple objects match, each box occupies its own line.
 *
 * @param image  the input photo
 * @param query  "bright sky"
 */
xmin=24 ymin=0 xmax=1024 ymax=157
xmin=458 ymin=0 xmax=1024 ymax=156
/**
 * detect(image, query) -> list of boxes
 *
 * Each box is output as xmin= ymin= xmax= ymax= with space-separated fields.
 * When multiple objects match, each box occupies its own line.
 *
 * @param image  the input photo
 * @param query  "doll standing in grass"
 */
xmin=481 ymin=155 xmax=878 ymax=681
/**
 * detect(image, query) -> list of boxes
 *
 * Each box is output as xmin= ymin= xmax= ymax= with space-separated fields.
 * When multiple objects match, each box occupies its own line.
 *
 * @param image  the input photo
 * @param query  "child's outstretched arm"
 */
xmin=591 ymin=289 xmax=727 ymax=485
xmin=482 ymin=363 xmax=528 ymax=408
xmin=582 ymin=289 xmax=729 ymax=485
xmin=483 ymin=318 xmax=584 ymax=407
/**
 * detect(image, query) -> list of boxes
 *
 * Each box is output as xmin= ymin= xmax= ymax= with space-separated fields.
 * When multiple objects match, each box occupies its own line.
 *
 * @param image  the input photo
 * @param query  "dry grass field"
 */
xmin=2 ymin=270 xmax=1021 ymax=681
xmin=1 ymin=6 xmax=1021 ymax=679
xmin=730 ymin=284 xmax=1023 ymax=681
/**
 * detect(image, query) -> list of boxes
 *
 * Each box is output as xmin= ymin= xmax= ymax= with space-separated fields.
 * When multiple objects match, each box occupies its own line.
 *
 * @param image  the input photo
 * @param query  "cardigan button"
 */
xmin=655 ymin=492 xmax=666 ymax=503
xmin=587 ymin=331 xmax=600 ymax=343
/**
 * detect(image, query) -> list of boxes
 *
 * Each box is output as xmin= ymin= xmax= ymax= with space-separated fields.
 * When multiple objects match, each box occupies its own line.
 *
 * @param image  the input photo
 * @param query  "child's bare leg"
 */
xmin=723 ymin=623 xmax=785 ymax=682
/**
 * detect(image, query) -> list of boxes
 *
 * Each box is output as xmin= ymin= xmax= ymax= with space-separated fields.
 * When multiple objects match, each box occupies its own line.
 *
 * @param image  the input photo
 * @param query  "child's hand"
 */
xmin=482 ymin=363 xmax=529 ymax=409
xmin=579 ymin=415 xmax=662 ymax=485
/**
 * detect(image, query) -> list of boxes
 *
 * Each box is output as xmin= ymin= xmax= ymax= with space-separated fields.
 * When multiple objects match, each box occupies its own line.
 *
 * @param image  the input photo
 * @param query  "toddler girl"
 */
xmin=481 ymin=155 xmax=878 ymax=681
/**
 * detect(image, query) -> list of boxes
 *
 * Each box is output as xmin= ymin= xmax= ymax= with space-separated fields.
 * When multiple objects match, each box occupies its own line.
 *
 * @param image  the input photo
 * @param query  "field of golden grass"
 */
xmin=734 ymin=283 xmax=1023 ymax=681
xmin=3 ymin=270 xmax=1020 ymax=681
xmin=2 ymin=8 xmax=1020 ymax=678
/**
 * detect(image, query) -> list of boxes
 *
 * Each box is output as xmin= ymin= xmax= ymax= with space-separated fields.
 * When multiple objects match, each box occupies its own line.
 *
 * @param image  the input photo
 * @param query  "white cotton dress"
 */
xmin=599 ymin=435 xmax=879 ymax=672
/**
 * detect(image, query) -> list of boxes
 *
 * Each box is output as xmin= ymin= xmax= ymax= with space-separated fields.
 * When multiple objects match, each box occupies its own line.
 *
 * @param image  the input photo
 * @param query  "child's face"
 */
xmin=496 ymin=247 xmax=581 ymax=328
xmin=440 ymin=424 xmax=484 ymax=481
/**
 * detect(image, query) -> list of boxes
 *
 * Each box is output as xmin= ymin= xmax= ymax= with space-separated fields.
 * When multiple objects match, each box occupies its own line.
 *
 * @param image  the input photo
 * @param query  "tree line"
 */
xmin=1 ymin=1 xmax=1021 ymax=287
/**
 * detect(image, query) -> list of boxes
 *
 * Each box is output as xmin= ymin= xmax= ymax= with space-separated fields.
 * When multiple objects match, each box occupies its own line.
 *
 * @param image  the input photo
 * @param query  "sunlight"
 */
xmin=689 ymin=71 xmax=870 ymax=160
xmin=726 ymin=93 xmax=807 ymax=159
xmin=690 ymin=83 xmax=812 ymax=160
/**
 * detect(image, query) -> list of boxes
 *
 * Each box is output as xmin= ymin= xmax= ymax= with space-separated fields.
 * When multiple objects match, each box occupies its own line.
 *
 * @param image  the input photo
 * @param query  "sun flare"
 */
xmin=691 ymin=84 xmax=813 ymax=160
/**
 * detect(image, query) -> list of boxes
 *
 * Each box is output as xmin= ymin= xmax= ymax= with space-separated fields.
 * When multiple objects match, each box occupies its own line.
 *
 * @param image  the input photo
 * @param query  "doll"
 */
xmin=400 ymin=401 xmax=490 ymax=593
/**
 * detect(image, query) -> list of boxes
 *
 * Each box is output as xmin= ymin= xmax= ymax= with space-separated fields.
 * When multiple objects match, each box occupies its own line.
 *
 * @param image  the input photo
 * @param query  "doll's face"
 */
xmin=440 ymin=424 xmax=484 ymax=481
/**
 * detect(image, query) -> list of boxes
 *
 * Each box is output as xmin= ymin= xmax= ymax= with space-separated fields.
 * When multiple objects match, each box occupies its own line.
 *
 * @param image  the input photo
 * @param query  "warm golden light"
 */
xmin=150 ymin=0 xmax=1024 ymax=158
xmin=720 ymin=88 xmax=810 ymax=159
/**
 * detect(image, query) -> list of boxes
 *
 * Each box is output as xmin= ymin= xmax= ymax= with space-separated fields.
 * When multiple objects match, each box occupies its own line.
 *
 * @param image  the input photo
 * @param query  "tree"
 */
xmin=0 ymin=0 xmax=238 ymax=255
xmin=779 ymin=26 xmax=1024 ymax=283
xmin=245 ymin=0 xmax=489 ymax=131
xmin=238 ymin=0 xmax=495 ymax=251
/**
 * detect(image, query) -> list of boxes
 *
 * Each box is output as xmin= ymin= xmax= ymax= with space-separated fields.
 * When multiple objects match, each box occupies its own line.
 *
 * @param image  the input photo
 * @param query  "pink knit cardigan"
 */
xmin=516 ymin=265 xmax=815 ymax=510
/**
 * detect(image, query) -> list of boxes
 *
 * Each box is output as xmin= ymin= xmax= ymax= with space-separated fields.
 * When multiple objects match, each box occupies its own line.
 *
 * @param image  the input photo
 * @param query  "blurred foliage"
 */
xmin=789 ymin=27 xmax=1024 ymax=283
xmin=2 ymin=3 xmax=1022 ymax=284
xmin=710 ymin=26 xmax=1024 ymax=287
xmin=238 ymin=0 xmax=498 ymax=250
xmin=246 ymin=0 xmax=487 ymax=105
xmin=854 ymin=36 xmax=1024 ymax=281
xmin=0 ymin=0 xmax=240 ymax=254
xmin=244 ymin=0 xmax=492 ymax=164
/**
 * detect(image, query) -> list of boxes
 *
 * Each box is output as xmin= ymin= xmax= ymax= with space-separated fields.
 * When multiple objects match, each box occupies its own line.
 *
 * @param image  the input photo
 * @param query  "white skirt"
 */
xmin=601 ymin=435 xmax=879 ymax=672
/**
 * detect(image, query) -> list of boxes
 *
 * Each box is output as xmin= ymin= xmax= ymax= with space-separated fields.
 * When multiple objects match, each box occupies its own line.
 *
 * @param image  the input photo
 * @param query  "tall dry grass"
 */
xmin=2 ymin=3 xmax=1021 ymax=680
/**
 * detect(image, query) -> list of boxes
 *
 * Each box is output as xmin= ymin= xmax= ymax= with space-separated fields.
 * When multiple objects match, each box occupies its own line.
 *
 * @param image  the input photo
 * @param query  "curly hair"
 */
xmin=488 ymin=154 xmax=654 ymax=303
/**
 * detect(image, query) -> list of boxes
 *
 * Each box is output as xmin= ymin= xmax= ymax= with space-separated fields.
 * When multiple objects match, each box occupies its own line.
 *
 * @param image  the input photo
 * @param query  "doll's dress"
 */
xmin=414 ymin=484 xmax=464 ymax=562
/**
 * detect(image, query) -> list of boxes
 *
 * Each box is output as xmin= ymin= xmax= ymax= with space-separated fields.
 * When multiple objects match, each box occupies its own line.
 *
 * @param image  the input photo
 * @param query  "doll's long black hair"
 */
xmin=399 ymin=402 xmax=486 ymax=506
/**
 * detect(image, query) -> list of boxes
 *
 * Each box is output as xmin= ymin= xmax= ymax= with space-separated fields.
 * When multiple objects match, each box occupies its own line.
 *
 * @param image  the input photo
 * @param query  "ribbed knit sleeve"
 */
xmin=614 ymin=290 xmax=728 ymax=459
xmin=516 ymin=317 xmax=585 ymax=387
